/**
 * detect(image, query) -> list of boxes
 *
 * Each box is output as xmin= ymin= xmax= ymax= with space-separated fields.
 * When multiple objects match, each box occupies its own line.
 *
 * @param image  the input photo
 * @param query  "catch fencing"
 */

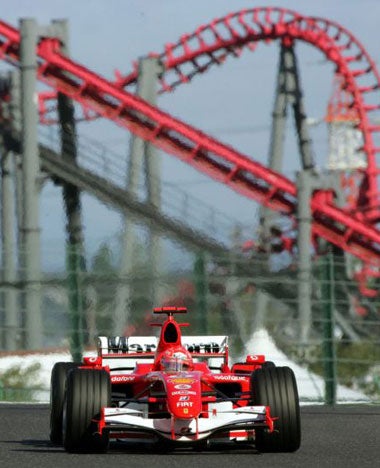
xmin=0 ymin=249 xmax=379 ymax=404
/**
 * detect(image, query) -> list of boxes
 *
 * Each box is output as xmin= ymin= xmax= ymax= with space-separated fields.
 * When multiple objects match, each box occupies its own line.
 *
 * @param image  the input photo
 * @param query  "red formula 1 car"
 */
xmin=49 ymin=307 xmax=301 ymax=453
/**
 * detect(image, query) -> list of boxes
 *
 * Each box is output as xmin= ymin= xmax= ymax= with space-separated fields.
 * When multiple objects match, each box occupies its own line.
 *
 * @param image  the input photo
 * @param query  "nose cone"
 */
xmin=164 ymin=373 xmax=202 ymax=419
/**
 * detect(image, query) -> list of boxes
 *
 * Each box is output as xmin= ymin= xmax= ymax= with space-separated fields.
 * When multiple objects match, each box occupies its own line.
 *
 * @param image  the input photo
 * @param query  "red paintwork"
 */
xmin=163 ymin=373 xmax=202 ymax=419
xmin=1 ymin=10 xmax=380 ymax=268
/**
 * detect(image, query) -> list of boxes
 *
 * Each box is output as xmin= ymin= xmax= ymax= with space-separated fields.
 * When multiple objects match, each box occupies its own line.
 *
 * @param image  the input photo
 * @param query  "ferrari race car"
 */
xmin=50 ymin=307 xmax=301 ymax=453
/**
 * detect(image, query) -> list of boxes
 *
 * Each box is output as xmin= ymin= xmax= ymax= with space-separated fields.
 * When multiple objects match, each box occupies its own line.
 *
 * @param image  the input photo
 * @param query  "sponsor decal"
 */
xmin=171 ymin=390 xmax=196 ymax=396
xmin=83 ymin=356 xmax=102 ymax=366
xmin=246 ymin=354 xmax=265 ymax=363
xmin=213 ymin=375 xmax=246 ymax=382
xmin=176 ymin=401 xmax=193 ymax=408
xmin=111 ymin=375 xmax=135 ymax=383
xmin=179 ymin=396 xmax=189 ymax=401
xmin=183 ymin=408 xmax=189 ymax=414
xmin=184 ymin=341 xmax=222 ymax=353
xmin=174 ymin=384 xmax=192 ymax=390
xmin=168 ymin=378 xmax=195 ymax=384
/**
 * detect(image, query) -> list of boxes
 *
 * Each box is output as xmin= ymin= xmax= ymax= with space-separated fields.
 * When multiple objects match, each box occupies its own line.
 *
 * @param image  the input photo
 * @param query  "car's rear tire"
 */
xmin=262 ymin=361 xmax=275 ymax=369
xmin=63 ymin=368 xmax=111 ymax=453
xmin=49 ymin=362 xmax=79 ymax=444
xmin=251 ymin=366 xmax=301 ymax=452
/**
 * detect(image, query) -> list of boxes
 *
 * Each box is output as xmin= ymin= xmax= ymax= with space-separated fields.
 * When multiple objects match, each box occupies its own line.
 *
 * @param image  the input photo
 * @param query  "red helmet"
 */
xmin=160 ymin=348 xmax=193 ymax=372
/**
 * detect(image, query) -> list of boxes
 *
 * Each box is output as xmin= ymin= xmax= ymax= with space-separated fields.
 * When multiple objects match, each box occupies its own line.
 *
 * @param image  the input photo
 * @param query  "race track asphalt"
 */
xmin=0 ymin=404 xmax=379 ymax=468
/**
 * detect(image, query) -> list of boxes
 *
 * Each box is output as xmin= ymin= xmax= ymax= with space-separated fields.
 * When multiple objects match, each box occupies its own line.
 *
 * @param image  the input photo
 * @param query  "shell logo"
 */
xmin=169 ymin=378 xmax=194 ymax=384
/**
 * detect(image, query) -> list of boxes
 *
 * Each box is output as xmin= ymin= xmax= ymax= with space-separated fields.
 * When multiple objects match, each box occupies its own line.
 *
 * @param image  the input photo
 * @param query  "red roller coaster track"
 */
xmin=1 ymin=8 xmax=380 ymax=265
xmin=119 ymin=8 xmax=380 ymax=224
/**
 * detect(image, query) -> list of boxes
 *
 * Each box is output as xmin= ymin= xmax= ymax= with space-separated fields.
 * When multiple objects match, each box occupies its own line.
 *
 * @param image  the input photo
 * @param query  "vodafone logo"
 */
xmin=213 ymin=375 xmax=246 ymax=382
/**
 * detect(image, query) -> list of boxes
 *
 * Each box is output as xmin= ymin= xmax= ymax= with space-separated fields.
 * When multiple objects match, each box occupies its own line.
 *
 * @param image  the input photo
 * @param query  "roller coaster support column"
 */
xmin=19 ymin=19 xmax=42 ymax=349
xmin=257 ymin=43 xmax=294 ymax=331
xmin=9 ymin=72 xmax=24 ymax=256
xmin=261 ymin=42 xmax=314 ymax=240
xmin=54 ymin=19 xmax=85 ymax=361
xmin=297 ymin=170 xmax=340 ymax=346
xmin=194 ymin=252 xmax=208 ymax=334
xmin=297 ymin=170 xmax=313 ymax=347
xmin=114 ymin=57 xmax=162 ymax=334
xmin=1 ymin=71 xmax=24 ymax=350
xmin=257 ymin=42 xmax=315 ymax=333
xmin=0 ymin=113 xmax=18 ymax=350
xmin=143 ymin=58 xmax=164 ymax=311
xmin=260 ymin=44 xmax=288 ymax=238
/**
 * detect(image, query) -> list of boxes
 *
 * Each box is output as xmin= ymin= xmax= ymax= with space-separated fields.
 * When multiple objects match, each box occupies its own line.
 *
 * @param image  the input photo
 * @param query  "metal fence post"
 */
xmin=66 ymin=243 xmax=84 ymax=363
xmin=321 ymin=250 xmax=337 ymax=405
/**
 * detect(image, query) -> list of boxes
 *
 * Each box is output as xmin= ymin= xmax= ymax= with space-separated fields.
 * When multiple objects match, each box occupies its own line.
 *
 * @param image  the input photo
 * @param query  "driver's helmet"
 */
xmin=160 ymin=348 xmax=193 ymax=372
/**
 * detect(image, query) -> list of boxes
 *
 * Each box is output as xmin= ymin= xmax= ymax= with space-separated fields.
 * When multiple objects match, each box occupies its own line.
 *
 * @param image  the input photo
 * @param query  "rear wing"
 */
xmin=153 ymin=306 xmax=187 ymax=315
xmin=97 ymin=335 xmax=228 ymax=359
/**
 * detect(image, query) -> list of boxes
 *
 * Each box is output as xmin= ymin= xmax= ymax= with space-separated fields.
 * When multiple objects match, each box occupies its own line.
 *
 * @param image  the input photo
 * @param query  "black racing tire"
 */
xmin=261 ymin=361 xmax=275 ymax=369
xmin=49 ymin=362 xmax=80 ymax=444
xmin=251 ymin=366 xmax=301 ymax=452
xmin=63 ymin=368 xmax=111 ymax=453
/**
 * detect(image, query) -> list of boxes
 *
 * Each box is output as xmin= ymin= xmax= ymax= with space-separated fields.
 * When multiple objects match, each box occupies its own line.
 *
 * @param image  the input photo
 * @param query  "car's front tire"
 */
xmin=63 ymin=368 xmax=111 ymax=453
xmin=251 ymin=366 xmax=301 ymax=452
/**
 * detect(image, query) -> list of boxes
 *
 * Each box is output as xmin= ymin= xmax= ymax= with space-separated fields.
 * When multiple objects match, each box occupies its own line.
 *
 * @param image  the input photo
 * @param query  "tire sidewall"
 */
xmin=251 ymin=366 xmax=301 ymax=452
xmin=49 ymin=362 xmax=79 ymax=444
xmin=63 ymin=368 xmax=111 ymax=453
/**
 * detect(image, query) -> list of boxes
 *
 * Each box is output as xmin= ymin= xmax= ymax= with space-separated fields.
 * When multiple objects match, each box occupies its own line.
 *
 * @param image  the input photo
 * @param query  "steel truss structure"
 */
xmin=1 ymin=8 xmax=380 ymax=264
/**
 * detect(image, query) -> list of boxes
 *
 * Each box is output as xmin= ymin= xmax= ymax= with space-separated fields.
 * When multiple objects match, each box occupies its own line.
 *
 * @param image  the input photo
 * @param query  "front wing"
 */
xmin=99 ymin=405 xmax=273 ymax=443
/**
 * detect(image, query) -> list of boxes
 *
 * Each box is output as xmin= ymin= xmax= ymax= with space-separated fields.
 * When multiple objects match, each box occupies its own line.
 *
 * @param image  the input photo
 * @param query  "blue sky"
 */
xmin=1 ymin=1 xmax=380 ymax=267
